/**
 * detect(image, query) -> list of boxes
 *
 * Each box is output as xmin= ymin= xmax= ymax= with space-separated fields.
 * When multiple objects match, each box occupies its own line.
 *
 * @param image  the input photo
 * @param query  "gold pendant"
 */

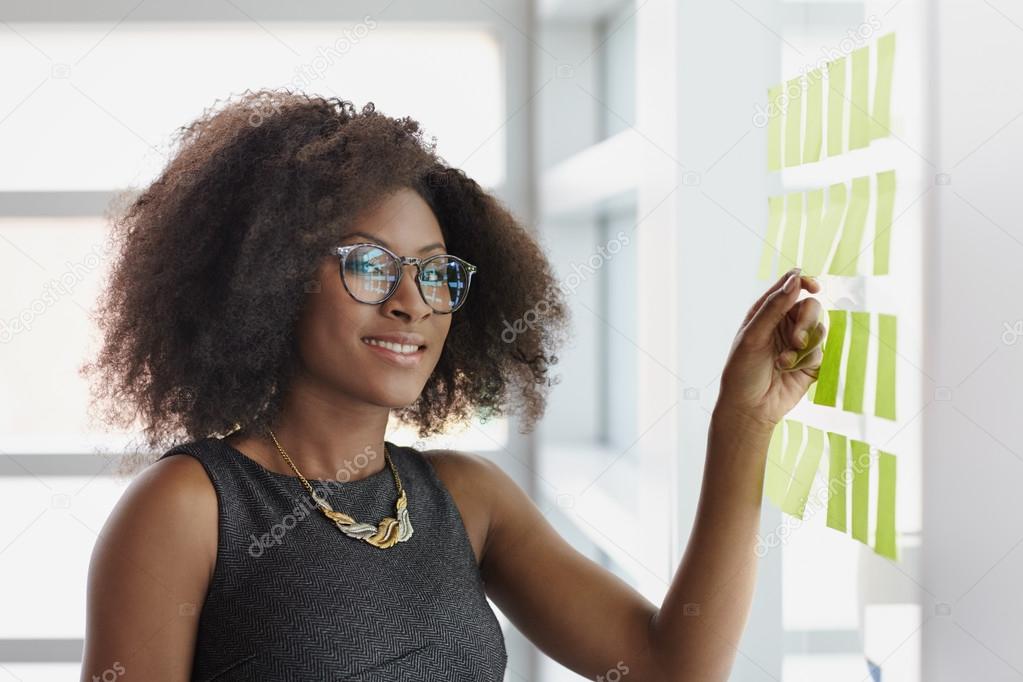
xmin=317 ymin=490 xmax=413 ymax=549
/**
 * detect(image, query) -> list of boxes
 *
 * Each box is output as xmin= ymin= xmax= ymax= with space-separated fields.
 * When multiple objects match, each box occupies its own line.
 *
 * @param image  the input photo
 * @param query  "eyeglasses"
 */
xmin=332 ymin=243 xmax=478 ymax=314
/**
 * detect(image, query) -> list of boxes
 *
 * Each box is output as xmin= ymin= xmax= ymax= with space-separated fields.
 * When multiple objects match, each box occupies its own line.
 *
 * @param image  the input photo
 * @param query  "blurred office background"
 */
xmin=1 ymin=1 xmax=1021 ymax=680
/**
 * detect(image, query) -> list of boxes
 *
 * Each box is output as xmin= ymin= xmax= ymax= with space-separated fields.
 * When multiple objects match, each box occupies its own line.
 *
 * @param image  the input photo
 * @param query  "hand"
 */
xmin=714 ymin=268 xmax=826 ymax=429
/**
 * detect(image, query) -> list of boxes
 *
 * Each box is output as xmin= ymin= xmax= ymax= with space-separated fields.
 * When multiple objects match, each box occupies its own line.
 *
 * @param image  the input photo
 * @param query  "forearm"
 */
xmin=647 ymin=407 xmax=775 ymax=681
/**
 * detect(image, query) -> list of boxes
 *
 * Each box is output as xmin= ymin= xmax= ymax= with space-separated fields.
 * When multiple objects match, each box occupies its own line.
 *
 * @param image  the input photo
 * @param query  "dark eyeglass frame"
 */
xmin=332 ymin=243 xmax=478 ymax=314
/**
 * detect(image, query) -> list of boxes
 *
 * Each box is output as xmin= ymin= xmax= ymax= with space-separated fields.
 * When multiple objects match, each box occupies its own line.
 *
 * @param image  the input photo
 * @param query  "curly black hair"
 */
xmin=82 ymin=89 xmax=570 ymax=475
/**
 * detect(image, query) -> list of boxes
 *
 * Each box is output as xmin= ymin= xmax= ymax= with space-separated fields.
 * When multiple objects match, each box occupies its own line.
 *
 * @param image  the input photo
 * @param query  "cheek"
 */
xmin=297 ymin=277 xmax=369 ymax=359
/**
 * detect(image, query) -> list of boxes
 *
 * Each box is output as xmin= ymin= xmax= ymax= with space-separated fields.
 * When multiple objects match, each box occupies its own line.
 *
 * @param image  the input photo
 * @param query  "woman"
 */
xmin=80 ymin=90 xmax=823 ymax=681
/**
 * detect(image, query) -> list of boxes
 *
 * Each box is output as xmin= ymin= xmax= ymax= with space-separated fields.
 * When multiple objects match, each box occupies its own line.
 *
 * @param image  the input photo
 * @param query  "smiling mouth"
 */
xmin=360 ymin=337 xmax=427 ymax=355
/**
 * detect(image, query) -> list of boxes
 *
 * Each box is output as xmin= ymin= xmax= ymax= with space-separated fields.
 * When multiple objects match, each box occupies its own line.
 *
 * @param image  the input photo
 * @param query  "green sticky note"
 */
xmin=757 ymin=195 xmax=784 ymax=280
xmin=828 ymin=175 xmax=869 ymax=276
xmin=874 ymin=170 xmax=896 ymax=275
xmin=871 ymin=33 xmax=896 ymax=140
xmin=781 ymin=425 xmax=825 ymax=518
xmin=763 ymin=421 xmax=787 ymax=505
xmin=849 ymin=46 xmax=870 ymax=150
xmin=815 ymin=183 xmax=847 ymax=276
xmin=843 ymin=312 xmax=871 ymax=414
xmin=876 ymin=313 xmax=897 ymax=420
xmin=800 ymin=189 xmax=826 ymax=276
xmin=803 ymin=69 xmax=823 ymax=163
xmin=767 ymin=84 xmax=782 ymax=171
xmin=813 ymin=309 xmax=848 ymax=407
xmin=775 ymin=419 xmax=804 ymax=504
xmin=826 ymin=432 xmax=848 ymax=532
xmin=850 ymin=439 xmax=870 ymax=544
xmin=827 ymin=57 xmax=847 ymax=157
xmin=778 ymin=192 xmax=803 ymax=276
xmin=784 ymin=77 xmax=803 ymax=167
xmin=875 ymin=450 xmax=897 ymax=559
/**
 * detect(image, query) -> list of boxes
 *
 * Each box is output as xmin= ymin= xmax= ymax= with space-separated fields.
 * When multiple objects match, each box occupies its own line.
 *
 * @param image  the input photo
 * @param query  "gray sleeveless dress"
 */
xmin=158 ymin=436 xmax=508 ymax=681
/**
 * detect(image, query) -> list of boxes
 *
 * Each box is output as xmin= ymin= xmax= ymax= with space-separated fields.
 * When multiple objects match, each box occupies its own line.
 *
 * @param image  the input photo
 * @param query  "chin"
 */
xmin=363 ymin=384 xmax=428 ymax=410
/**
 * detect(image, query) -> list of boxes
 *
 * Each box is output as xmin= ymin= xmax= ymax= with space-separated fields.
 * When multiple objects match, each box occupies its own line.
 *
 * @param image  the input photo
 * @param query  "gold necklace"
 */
xmin=266 ymin=428 xmax=413 ymax=549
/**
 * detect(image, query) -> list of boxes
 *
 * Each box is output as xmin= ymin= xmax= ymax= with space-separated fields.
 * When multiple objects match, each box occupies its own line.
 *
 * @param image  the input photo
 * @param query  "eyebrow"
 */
xmin=342 ymin=231 xmax=446 ymax=255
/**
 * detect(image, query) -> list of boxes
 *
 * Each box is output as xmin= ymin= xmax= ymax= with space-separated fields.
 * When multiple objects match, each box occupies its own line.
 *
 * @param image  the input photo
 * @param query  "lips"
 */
xmin=361 ymin=336 xmax=427 ymax=368
xmin=359 ymin=331 xmax=427 ymax=348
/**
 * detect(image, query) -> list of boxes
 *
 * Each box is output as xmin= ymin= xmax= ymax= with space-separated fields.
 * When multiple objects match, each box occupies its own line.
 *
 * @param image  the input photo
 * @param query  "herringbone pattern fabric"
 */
xmin=159 ymin=436 xmax=508 ymax=681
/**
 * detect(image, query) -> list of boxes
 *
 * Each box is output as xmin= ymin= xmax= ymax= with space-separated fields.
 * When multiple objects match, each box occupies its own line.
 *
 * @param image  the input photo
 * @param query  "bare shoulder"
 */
xmin=420 ymin=448 xmax=504 ymax=489
xmin=419 ymin=448 xmax=524 ymax=509
xmin=81 ymin=451 xmax=218 ymax=680
xmin=94 ymin=452 xmax=218 ymax=575
xmin=418 ymin=449 xmax=531 ymax=570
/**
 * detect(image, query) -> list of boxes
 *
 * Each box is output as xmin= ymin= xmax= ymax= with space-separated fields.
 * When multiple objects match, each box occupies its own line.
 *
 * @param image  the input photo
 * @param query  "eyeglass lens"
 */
xmin=342 ymin=244 xmax=470 ymax=312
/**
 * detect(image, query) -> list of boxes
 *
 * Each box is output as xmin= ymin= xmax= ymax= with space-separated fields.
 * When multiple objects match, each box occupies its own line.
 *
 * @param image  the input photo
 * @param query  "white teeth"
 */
xmin=363 ymin=338 xmax=421 ymax=355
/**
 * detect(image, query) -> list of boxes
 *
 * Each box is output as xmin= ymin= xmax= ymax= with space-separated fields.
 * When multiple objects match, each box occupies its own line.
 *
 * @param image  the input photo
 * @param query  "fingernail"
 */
xmin=784 ymin=274 xmax=796 ymax=293
xmin=798 ymin=330 xmax=809 ymax=348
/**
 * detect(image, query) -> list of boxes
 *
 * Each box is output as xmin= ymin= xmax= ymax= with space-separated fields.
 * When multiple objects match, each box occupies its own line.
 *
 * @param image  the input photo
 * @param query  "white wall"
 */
xmin=924 ymin=0 xmax=1023 ymax=679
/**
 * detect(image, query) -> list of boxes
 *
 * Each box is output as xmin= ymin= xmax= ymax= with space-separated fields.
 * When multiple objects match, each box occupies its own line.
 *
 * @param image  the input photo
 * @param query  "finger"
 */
xmin=787 ymin=297 xmax=823 ymax=350
xmin=743 ymin=268 xmax=799 ymax=327
xmin=777 ymin=343 xmax=823 ymax=373
xmin=745 ymin=271 xmax=815 ymax=347
xmin=743 ymin=270 xmax=820 ymax=328
xmin=790 ymin=320 xmax=827 ymax=365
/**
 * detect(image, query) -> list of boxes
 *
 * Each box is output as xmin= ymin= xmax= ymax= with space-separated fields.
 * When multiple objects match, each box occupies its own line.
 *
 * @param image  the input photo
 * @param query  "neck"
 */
xmin=229 ymin=379 xmax=392 ymax=483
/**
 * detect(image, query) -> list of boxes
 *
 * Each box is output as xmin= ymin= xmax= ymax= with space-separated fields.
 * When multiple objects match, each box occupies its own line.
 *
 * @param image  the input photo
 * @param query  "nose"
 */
xmin=382 ymin=263 xmax=432 ymax=321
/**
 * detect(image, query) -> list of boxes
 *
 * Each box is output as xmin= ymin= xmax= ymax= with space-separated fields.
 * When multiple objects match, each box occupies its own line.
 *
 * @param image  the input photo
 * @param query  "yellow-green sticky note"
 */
xmin=871 ymin=33 xmax=896 ymax=140
xmin=763 ymin=421 xmax=786 ymax=505
xmin=843 ymin=312 xmax=871 ymax=414
xmin=781 ymin=425 xmax=825 ymax=518
xmin=767 ymin=84 xmax=782 ymax=171
xmin=875 ymin=450 xmax=897 ymax=559
xmin=813 ymin=309 xmax=848 ymax=407
xmin=800 ymin=189 xmax=825 ymax=277
xmin=876 ymin=313 xmax=897 ymax=420
xmin=784 ymin=77 xmax=803 ymax=167
xmin=827 ymin=57 xmax=847 ymax=157
xmin=828 ymin=175 xmax=869 ymax=276
xmin=850 ymin=439 xmax=870 ymax=544
xmin=777 ymin=192 xmax=803 ymax=276
xmin=826 ymin=432 xmax=848 ymax=532
xmin=803 ymin=69 xmax=823 ymax=163
xmin=757 ymin=195 xmax=784 ymax=280
xmin=874 ymin=170 xmax=896 ymax=275
xmin=849 ymin=45 xmax=870 ymax=150
xmin=814 ymin=183 xmax=847 ymax=276
xmin=775 ymin=419 xmax=804 ymax=504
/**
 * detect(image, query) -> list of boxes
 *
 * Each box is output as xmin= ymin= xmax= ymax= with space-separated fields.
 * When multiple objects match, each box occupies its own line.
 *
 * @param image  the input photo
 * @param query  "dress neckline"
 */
xmin=214 ymin=437 xmax=399 ymax=487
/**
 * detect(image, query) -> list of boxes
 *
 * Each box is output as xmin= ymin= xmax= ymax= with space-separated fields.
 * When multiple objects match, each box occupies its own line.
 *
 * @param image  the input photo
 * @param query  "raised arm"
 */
xmin=476 ymin=268 xmax=823 ymax=681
